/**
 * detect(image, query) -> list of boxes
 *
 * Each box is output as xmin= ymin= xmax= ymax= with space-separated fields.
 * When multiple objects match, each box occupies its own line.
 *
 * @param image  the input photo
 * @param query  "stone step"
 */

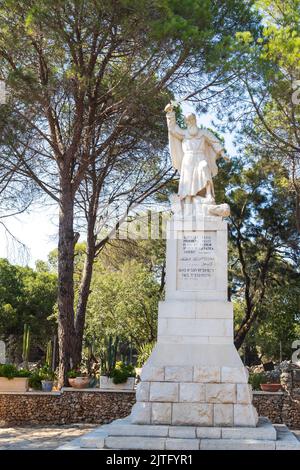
xmin=221 ymin=417 xmax=276 ymax=440
xmin=199 ymin=438 xmax=276 ymax=450
xmin=274 ymin=424 xmax=300 ymax=450
xmin=57 ymin=417 xmax=300 ymax=450
xmin=105 ymin=436 xmax=166 ymax=450
xmin=79 ymin=417 xmax=274 ymax=441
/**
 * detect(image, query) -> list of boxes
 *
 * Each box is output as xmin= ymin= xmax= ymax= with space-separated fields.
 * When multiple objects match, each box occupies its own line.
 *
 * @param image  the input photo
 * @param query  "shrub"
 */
xmin=28 ymin=371 xmax=42 ymax=390
xmin=17 ymin=369 xmax=32 ymax=378
xmin=0 ymin=363 xmax=31 ymax=379
xmin=38 ymin=365 xmax=55 ymax=381
xmin=28 ymin=366 xmax=56 ymax=389
xmin=248 ymin=372 xmax=266 ymax=390
xmin=67 ymin=368 xmax=82 ymax=378
xmin=110 ymin=362 xmax=136 ymax=384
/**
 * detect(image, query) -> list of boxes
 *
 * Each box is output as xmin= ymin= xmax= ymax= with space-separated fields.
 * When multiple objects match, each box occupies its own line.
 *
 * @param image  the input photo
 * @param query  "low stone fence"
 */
xmin=253 ymin=391 xmax=300 ymax=429
xmin=0 ymin=388 xmax=300 ymax=428
xmin=0 ymin=388 xmax=136 ymax=426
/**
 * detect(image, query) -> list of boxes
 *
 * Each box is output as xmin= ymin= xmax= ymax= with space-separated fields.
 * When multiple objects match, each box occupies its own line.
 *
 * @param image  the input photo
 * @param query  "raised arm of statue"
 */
xmin=164 ymin=103 xmax=185 ymax=140
xmin=166 ymin=111 xmax=185 ymax=140
xmin=164 ymin=104 xmax=185 ymax=172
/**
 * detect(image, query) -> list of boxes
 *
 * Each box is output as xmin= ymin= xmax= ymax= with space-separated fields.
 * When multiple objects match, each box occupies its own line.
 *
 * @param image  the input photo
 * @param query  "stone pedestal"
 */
xmin=131 ymin=214 xmax=257 ymax=428
xmin=61 ymin=213 xmax=300 ymax=450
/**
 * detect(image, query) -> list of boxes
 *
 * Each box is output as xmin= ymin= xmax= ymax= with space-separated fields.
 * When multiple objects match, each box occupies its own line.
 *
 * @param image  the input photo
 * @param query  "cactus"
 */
xmin=87 ymin=343 xmax=93 ymax=361
xmin=103 ymin=335 xmax=119 ymax=376
xmin=129 ymin=340 xmax=133 ymax=365
xmin=46 ymin=340 xmax=53 ymax=368
xmin=22 ymin=324 xmax=30 ymax=368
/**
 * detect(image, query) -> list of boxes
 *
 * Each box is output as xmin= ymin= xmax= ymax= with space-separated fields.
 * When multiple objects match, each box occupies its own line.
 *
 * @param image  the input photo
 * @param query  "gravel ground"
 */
xmin=0 ymin=423 xmax=96 ymax=450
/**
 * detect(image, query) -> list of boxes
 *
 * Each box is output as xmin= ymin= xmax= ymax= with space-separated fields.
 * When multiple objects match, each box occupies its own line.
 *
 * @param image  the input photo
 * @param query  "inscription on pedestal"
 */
xmin=176 ymin=231 xmax=216 ymax=291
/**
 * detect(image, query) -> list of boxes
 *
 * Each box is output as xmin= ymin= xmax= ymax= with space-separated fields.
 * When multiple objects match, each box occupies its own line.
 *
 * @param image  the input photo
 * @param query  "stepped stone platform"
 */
xmin=57 ymin=416 xmax=300 ymax=450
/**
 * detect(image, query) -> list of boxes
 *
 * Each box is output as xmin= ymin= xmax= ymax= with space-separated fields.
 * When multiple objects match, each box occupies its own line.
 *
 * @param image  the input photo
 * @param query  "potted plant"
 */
xmin=248 ymin=372 xmax=266 ymax=391
xmin=100 ymin=361 xmax=136 ymax=390
xmin=67 ymin=368 xmax=90 ymax=389
xmin=39 ymin=365 xmax=56 ymax=392
xmin=260 ymin=370 xmax=282 ymax=392
xmin=0 ymin=363 xmax=31 ymax=392
xmin=28 ymin=369 xmax=43 ymax=391
xmin=99 ymin=336 xmax=136 ymax=390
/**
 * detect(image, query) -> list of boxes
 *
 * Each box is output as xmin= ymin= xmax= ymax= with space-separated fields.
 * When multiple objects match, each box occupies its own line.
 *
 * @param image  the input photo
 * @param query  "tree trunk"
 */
xmin=73 ymin=223 xmax=96 ymax=367
xmin=73 ymin=249 xmax=95 ymax=367
xmin=234 ymin=314 xmax=257 ymax=351
xmin=57 ymin=184 xmax=76 ymax=387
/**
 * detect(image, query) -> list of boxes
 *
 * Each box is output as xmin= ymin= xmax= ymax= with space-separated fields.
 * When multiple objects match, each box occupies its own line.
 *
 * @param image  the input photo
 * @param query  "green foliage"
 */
xmin=248 ymin=372 xmax=266 ymax=390
xmin=249 ymin=370 xmax=281 ymax=389
xmin=0 ymin=363 xmax=31 ymax=379
xmin=38 ymin=365 xmax=55 ymax=381
xmin=136 ymin=342 xmax=156 ymax=368
xmin=216 ymin=0 xmax=300 ymax=233
xmin=22 ymin=324 xmax=30 ymax=366
xmin=28 ymin=370 xmax=42 ymax=390
xmin=27 ymin=365 xmax=56 ymax=389
xmin=85 ymin=247 xmax=162 ymax=355
xmin=101 ymin=336 xmax=119 ymax=377
xmin=0 ymin=258 xmax=57 ymax=362
xmin=15 ymin=369 xmax=31 ymax=378
xmin=46 ymin=340 xmax=52 ymax=368
xmin=222 ymin=155 xmax=300 ymax=351
xmin=110 ymin=361 xmax=136 ymax=385
xmin=67 ymin=369 xmax=80 ymax=379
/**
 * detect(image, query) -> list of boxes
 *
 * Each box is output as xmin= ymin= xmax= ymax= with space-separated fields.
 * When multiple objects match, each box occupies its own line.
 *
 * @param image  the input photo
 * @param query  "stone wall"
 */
xmin=0 ymin=389 xmax=136 ymax=426
xmin=0 ymin=389 xmax=300 ymax=429
xmin=253 ymin=392 xmax=284 ymax=424
xmin=253 ymin=391 xmax=300 ymax=429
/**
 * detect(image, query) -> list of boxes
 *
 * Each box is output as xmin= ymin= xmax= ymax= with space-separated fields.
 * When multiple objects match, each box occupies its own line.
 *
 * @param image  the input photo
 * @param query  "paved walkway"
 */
xmin=0 ymin=424 xmax=299 ymax=450
xmin=0 ymin=424 xmax=96 ymax=450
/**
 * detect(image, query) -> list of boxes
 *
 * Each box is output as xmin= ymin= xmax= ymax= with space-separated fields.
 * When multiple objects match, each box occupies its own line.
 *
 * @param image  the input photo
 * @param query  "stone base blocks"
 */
xmin=132 ymin=282 xmax=258 ymax=428
xmin=57 ymin=417 xmax=300 ymax=450
xmin=132 ymin=361 xmax=257 ymax=427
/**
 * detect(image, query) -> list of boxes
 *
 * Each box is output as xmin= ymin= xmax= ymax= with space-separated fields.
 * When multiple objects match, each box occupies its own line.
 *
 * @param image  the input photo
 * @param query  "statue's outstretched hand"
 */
xmin=164 ymin=103 xmax=173 ymax=113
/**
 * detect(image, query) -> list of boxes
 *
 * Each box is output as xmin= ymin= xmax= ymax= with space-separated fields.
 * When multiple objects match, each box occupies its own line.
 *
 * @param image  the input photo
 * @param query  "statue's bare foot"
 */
xmin=208 ymin=203 xmax=230 ymax=217
xmin=170 ymin=194 xmax=182 ymax=214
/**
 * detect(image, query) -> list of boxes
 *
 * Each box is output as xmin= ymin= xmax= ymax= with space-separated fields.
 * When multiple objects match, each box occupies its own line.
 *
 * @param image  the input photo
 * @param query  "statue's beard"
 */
xmin=188 ymin=125 xmax=198 ymax=136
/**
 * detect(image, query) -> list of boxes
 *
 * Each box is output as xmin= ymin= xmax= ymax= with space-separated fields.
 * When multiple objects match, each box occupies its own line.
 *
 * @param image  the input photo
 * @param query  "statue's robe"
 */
xmin=166 ymin=112 xmax=223 ymax=199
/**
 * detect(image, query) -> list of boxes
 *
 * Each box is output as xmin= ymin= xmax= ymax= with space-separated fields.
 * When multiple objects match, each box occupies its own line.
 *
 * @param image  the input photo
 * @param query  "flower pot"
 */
xmin=68 ymin=377 xmax=90 ymax=389
xmin=100 ymin=376 xmax=135 ymax=391
xmin=260 ymin=383 xmax=282 ymax=392
xmin=0 ymin=377 xmax=29 ymax=392
xmin=41 ymin=380 xmax=53 ymax=392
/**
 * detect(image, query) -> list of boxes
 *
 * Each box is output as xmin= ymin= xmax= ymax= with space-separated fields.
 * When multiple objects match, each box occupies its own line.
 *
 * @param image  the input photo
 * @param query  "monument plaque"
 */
xmin=177 ymin=230 xmax=216 ymax=291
